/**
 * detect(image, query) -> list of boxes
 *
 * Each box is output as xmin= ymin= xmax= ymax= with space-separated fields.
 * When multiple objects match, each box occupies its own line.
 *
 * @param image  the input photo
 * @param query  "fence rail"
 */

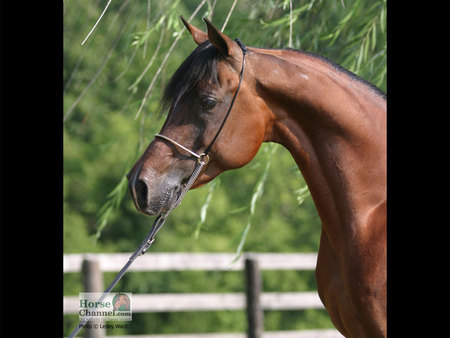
xmin=64 ymin=291 xmax=323 ymax=313
xmin=64 ymin=252 xmax=343 ymax=338
xmin=63 ymin=252 xmax=318 ymax=272
xmin=100 ymin=330 xmax=342 ymax=338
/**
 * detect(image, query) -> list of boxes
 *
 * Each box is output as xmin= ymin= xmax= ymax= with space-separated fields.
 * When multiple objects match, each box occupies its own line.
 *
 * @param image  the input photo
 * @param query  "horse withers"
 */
xmin=127 ymin=17 xmax=386 ymax=338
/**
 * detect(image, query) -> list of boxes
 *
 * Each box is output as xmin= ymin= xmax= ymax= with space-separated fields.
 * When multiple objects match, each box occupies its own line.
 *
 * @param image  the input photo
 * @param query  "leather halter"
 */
xmin=155 ymin=38 xmax=247 ymax=165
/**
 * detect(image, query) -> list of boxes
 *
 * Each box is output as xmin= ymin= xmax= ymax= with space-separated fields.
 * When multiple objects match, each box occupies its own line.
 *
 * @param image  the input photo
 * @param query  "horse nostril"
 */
xmin=136 ymin=179 xmax=149 ymax=208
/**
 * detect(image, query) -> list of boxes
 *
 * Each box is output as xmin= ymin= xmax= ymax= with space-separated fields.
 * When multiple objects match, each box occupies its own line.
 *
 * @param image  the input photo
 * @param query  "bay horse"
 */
xmin=127 ymin=17 xmax=386 ymax=337
xmin=113 ymin=293 xmax=131 ymax=311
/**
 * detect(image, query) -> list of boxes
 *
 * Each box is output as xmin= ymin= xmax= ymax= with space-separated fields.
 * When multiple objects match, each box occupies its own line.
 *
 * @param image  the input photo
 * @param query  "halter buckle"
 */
xmin=198 ymin=153 xmax=210 ymax=164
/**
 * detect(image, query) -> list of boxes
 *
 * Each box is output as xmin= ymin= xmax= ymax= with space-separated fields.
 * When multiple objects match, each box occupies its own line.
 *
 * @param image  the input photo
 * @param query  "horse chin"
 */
xmin=143 ymin=185 xmax=182 ymax=216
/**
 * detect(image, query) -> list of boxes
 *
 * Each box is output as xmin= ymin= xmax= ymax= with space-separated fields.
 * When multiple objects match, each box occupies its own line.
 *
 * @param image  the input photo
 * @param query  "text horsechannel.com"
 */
xmin=78 ymin=292 xmax=132 ymax=322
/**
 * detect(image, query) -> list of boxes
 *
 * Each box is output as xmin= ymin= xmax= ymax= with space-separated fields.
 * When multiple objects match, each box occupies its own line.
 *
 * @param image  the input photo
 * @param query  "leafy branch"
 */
xmin=233 ymin=143 xmax=279 ymax=261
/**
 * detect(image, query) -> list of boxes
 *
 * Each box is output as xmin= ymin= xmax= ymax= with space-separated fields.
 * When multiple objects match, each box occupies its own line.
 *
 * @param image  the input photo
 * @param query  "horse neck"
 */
xmin=249 ymin=48 xmax=386 ymax=247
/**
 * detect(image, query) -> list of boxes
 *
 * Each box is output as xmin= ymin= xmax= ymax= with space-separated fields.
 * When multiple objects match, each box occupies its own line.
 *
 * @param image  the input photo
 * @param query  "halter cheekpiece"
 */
xmin=155 ymin=38 xmax=247 ymax=162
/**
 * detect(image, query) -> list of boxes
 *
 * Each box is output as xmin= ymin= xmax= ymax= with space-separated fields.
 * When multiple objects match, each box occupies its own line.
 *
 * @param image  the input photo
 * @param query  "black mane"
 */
xmin=294 ymin=49 xmax=387 ymax=99
xmin=160 ymin=43 xmax=386 ymax=114
xmin=161 ymin=41 xmax=222 ymax=113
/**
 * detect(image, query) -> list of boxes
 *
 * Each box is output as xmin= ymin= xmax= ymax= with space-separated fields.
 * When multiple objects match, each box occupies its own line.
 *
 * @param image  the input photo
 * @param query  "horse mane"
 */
xmin=283 ymin=47 xmax=386 ymax=99
xmin=160 ymin=41 xmax=223 ymax=115
xmin=160 ymin=43 xmax=386 ymax=116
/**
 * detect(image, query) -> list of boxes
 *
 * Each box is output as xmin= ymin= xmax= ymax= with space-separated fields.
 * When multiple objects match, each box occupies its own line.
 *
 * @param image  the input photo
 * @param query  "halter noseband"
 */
xmin=155 ymin=38 xmax=247 ymax=164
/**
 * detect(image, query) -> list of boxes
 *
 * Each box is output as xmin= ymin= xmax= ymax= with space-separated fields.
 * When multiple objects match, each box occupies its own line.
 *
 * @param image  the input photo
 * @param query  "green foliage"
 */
xmin=63 ymin=0 xmax=386 ymax=335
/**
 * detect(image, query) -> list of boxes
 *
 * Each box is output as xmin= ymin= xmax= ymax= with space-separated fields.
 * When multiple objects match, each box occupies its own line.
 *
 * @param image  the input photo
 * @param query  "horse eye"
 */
xmin=200 ymin=97 xmax=216 ymax=111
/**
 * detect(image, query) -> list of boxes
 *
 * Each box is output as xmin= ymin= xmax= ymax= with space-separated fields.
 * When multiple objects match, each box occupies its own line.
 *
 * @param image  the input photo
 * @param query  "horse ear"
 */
xmin=203 ymin=18 xmax=239 ymax=58
xmin=180 ymin=16 xmax=208 ymax=46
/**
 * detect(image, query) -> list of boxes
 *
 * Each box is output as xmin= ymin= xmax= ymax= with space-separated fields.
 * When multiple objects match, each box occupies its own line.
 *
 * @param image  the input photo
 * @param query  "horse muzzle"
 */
xmin=128 ymin=165 xmax=185 ymax=216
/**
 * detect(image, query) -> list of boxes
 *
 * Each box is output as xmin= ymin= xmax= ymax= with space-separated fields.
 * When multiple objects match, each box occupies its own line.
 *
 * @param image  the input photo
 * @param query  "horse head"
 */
xmin=127 ymin=18 xmax=271 ymax=215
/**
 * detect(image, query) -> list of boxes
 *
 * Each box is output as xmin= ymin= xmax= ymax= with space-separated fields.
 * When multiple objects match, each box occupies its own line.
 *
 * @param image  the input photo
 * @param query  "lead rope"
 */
xmin=68 ymin=39 xmax=246 ymax=338
xmin=68 ymin=157 xmax=208 ymax=338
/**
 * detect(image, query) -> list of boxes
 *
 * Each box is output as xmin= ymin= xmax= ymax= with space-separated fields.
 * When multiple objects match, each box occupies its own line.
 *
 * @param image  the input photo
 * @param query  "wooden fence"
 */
xmin=63 ymin=252 xmax=343 ymax=338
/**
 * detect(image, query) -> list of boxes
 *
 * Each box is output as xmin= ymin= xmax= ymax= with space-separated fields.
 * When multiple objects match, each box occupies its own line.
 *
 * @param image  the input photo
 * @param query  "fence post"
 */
xmin=82 ymin=257 xmax=105 ymax=338
xmin=245 ymin=256 xmax=264 ymax=338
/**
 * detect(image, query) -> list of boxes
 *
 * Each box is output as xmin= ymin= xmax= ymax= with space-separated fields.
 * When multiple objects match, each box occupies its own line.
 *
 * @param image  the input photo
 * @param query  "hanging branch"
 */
xmin=64 ymin=24 xmax=125 ymax=123
xmin=233 ymin=144 xmax=279 ymax=261
xmin=134 ymin=0 xmax=209 ymax=120
xmin=81 ymin=0 xmax=113 ymax=45
xmin=128 ymin=23 xmax=166 ymax=91
xmin=143 ymin=0 xmax=152 ymax=58
xmin=221 ymin=0 xmax=239 ymax=31
xmin=289 ymin=0 xmax=293 ymax=48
